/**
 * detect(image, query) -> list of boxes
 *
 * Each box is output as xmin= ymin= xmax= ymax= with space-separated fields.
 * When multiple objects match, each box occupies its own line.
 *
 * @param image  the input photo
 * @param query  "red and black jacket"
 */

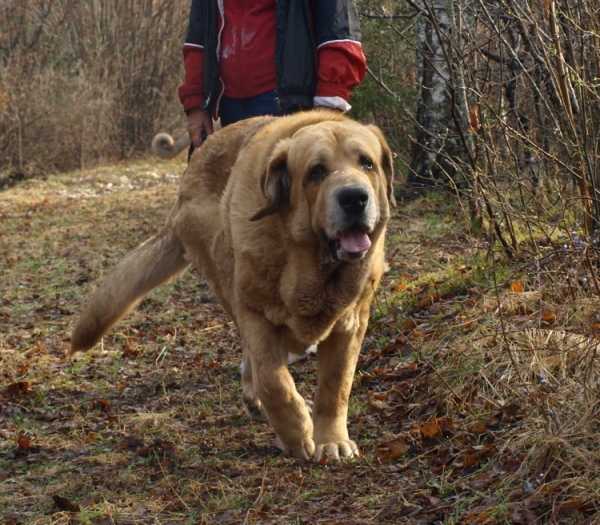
xmin=178 ymin=0 xmax=366 ymax=116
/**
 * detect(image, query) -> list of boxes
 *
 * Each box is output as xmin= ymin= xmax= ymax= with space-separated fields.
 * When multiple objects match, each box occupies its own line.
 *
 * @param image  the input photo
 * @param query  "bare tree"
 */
xmin=409 ymin=0 xmax=473 ymax=189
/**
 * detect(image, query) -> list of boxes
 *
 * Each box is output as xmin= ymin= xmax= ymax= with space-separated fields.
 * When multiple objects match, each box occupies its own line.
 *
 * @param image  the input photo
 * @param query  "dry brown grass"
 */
xmin=0 ymin=0 xmax=188 ymax=176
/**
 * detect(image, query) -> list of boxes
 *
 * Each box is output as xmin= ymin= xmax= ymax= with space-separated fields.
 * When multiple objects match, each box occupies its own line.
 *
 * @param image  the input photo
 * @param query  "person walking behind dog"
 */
xmin=179 ymin=0 xmax=367 ymax=148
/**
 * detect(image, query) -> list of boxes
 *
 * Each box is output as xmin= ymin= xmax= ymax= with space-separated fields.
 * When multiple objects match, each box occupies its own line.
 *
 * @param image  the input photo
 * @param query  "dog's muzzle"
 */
xmin=326 ymin=185 xmax=377 ymax=262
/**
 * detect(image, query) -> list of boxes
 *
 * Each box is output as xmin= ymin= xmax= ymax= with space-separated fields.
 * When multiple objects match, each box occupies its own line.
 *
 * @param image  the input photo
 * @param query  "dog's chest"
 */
xmin=263 ymin=301 xmax=348 ymax=345
xmin=269 ymin=264 xmax=369 ymax=342
xmin=235 ymin=242 xmax=374 ymax=343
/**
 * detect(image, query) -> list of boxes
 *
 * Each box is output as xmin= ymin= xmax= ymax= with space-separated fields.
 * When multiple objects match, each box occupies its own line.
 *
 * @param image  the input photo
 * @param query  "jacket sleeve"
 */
xmin=312 ymin=0 xmax=366 ymax=106
xmin=178 ymin=0 xmax=206 ymax=112
xmin=179 ymin=46 xmax=206 ymax=112
xmin=315 ymin=42 xmax=366 ymax=102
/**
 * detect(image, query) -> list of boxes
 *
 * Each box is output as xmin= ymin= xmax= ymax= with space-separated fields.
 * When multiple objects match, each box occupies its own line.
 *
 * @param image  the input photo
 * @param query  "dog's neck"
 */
xmin=283 ymin=242 xmax=373 ymax=312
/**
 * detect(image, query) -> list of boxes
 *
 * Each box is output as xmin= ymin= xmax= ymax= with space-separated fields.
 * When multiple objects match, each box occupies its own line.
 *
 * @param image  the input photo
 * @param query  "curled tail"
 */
xmin=71 ymin=228 xmax=189 ymax=353
xmin=151 ymin=132 xmax=191 ymax=159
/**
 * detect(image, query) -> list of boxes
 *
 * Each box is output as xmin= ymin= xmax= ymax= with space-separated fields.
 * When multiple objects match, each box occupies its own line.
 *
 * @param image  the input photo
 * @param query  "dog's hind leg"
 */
xmin=241 ymin=342 xmax=268 ymax=422
xmin=71 ymin=227 xmax=189 ymax=353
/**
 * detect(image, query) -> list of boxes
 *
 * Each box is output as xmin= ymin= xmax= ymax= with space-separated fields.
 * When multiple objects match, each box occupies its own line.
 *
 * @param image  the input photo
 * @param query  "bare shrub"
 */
xmin=362 ymin=0 xmax=600 ymax=232
xmin=0 ymin=0 xmax=188 ymax=175
xmin=360 ymin=0 xmax=600 ymax=512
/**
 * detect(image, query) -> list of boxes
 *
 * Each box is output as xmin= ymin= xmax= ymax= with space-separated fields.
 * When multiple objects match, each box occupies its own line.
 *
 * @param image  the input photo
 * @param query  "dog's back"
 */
xmin=71 ymin=116 xmax=275 ymax=353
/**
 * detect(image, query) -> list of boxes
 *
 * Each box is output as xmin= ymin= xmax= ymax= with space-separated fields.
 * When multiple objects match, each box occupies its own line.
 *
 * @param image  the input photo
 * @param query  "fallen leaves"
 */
xmin=417 ymin=417 xmax=454 ymax=440
xmin=460 ymin=444 xmax=496 ymax=469
xmin=377 ymin=436 xmax=408 ymax=459
xmin=52 ymin=494 xmax=81 ymax=512
xmin=16 ymin=434 xmax=31 ymax=455
xmin=539 ymin=310 xmax=557 ymax=326
xmin=2 ymin=381 xmax=33 ymax=398
xmin=509 ymin=281 xmax=525 ymax=293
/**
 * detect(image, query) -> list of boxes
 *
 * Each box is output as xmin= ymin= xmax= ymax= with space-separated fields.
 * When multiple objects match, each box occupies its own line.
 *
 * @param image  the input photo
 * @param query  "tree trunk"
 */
xmin=409 ymin=0 xmax=470 ymax=189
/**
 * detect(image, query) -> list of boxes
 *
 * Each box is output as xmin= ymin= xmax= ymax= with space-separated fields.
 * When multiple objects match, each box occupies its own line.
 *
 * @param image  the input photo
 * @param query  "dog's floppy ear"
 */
xmin=366 ymin=125 xmax=396 ymax=208
xmin=250 ymin=138 xmax=292 ymax=221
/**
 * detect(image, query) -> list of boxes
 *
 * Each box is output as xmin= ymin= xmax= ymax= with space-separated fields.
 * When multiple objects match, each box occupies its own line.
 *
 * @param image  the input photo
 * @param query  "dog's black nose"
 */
xmin=337 ymin=186 xmax=369 ymax=216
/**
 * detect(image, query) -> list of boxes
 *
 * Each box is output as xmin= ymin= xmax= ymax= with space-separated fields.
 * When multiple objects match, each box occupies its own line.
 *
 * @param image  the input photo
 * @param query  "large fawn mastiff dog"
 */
xmin=71 ymin=111 xmax=395 ymax=462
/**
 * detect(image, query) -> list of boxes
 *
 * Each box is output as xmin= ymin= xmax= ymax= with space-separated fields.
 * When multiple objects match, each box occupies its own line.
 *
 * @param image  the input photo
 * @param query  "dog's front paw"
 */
xmin=275 ymin=434 xmax=315 ymax=460
xmin=312 ymin=440 xmax=359 ymax=463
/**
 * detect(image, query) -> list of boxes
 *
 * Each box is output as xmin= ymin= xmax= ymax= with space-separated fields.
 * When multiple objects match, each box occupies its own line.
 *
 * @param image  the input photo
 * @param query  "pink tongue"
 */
xmin=340 ymin=229 xmax=371 ymax=253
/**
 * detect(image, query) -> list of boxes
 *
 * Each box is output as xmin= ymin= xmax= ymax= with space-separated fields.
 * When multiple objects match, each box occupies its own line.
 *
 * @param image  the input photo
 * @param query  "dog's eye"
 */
xmin=360 ymin=155 xmax=373 ymax=171
xmin=309 ymin=163 xmax=327 ymax=181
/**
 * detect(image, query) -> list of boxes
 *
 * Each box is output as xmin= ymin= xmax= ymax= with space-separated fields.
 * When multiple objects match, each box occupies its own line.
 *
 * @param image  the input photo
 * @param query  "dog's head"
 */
xmin=251 ymin=119 xmax=395 ymax=263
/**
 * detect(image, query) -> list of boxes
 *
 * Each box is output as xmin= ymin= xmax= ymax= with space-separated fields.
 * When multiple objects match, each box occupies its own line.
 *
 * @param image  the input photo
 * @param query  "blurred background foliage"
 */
xmin=0 ymin=0 xmax=188 ymax=174
xmin=0 ymin=0 xmax=418 ymax=177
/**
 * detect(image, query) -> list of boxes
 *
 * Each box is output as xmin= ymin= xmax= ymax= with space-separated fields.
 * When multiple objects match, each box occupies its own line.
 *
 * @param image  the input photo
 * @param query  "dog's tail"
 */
xmin=151 ymin=132 xmax=191 ymax=159
xmin=71 ymin=227 xmax=189 ymax=353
